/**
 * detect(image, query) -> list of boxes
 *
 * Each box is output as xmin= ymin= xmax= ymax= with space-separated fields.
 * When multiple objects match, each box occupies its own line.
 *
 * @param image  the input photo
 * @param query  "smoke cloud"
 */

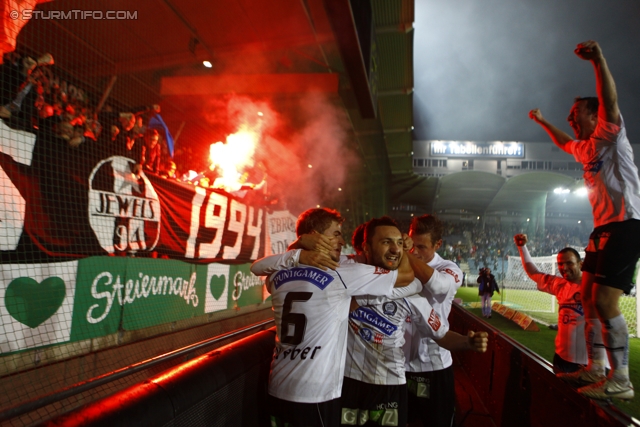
xmin=202 ymin=93 xmax=355 ymax=214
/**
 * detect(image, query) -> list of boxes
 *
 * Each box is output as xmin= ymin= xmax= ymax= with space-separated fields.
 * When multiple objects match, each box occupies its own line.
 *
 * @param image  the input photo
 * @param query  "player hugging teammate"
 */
xmin=252 ymin=209 xmax=488 ymax=426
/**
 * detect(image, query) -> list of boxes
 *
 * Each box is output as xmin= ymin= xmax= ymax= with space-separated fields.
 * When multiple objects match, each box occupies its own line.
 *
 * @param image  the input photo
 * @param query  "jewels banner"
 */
xmin=0 ymin=119 xmax=272 ymax=263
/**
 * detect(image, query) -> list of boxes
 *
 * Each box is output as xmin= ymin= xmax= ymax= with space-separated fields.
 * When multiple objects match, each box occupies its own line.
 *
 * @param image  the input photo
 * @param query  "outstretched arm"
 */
xmin=575 ymin=40 xmax=620 ymax=126
xmin=394 ymin=252 xmax=416 ymax=287
xmin=528 ymin=109 xmax=573 ymax=151
xmin=250 ymin=249 xmax=339 ymax=275
xmin=435 ymin=330 xmax=488 ymax=353
xmin=514 ymin=234 xmax=543 ymax=278
xmin=406 ymin=251 xmax=436 ymax=284
xmin=513 ymin=234 xmax=557 ymax=296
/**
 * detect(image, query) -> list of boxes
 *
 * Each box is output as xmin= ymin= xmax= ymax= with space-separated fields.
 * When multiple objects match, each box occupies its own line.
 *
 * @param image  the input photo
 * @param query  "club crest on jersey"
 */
xmin=382 ymin=301 xmax=397 ymax=316
xmin=350 ymin=307 xmax=397 ymax=336
xmin=584 ymin=160 xmax=603 ymax=173
xmin=359 ymin=327 xmax=374 ymax=342
xmin=272 ymin=267 xmax=334 ymax=290
xmin=374 ymin=266 xmax=390 ymax=275
xmin=444 ymin=268 xmax=460 ymax=283
xmin=428 ymin=309 xmax=441 ymax=331
xmin=572 ymin=291 xmax=581 ymax=303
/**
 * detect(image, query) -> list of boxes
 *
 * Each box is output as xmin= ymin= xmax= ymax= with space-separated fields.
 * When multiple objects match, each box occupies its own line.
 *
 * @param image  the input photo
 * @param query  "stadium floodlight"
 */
xmin=553 ymin=187 xmax=570 ymax=194
xmin=574 ymin=187 xmax=588 ymax=196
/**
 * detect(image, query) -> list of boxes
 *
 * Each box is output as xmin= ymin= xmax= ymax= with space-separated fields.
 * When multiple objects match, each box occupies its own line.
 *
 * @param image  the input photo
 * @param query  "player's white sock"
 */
xmin=602 ymin=314 xmax=630 ymax=381
xmin=585 ymin=318 xmax=606 ymax=374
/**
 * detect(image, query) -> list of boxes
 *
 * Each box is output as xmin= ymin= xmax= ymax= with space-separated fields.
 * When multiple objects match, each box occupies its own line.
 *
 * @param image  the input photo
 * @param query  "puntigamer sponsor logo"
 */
xmin=350 ymin=307 xmax=397 ymax=336
xmin=272 ymin=267 xmax=333 ymax=290
xmin=86 ymin=270 xmax=199 ymax=323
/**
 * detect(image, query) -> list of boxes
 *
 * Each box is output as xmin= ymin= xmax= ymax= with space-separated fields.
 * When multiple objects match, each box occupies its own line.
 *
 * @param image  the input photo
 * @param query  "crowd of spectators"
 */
xmin=0 ymin=50 xmax=274 ymax=201
xmin=396 ymin=217 xmax=589 ymax=280
xmin=0 ymin=51 xmax=178 ymax=178
xmin=439 ymin=221 xmax=588 ymax=279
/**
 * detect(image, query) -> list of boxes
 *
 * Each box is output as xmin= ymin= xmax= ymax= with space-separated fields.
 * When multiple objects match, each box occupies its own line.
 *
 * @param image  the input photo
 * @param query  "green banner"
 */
xmin=1 ymin=257 xmax=268 ymax=354
xmin=230 ymin=264 xmax=268 ymax=307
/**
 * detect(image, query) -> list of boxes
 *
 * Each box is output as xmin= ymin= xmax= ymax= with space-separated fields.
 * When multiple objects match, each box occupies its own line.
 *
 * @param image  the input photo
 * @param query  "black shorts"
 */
xmin=340 ymin=376 xmax=407 ymax=426
xmin=582 ymin=219 xmax=640 ymax=294
xmin=269 ymin=394 xmax=341 ymax=427
xmin=406 ymin=366 xmax=455 ymax=427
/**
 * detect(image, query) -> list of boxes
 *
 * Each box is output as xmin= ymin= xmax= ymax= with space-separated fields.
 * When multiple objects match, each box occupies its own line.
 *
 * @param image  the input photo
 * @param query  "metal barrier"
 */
xmin=2 ymin=319 xmax=274 ymax=424
xmin=450 ymin=304 xmax=639 ymax=427
xmin=43 ymin=329 xmax=276 ymax=427
xmin=42 ymin=305 xmax=640 ymax=427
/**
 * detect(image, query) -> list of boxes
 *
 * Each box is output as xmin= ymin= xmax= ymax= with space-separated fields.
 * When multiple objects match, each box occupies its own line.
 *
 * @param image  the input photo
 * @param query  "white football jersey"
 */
xmin=567 ymin=115 xmax=640 ymax=227
xmin=404 ymin=253 xmax=462 ymax=372
xmin=344 ymin=280 xmax=446 ymax=386
xmin=253 ymin=251 xmax=400 ymax=403
xmin=533 ymin=274 xmax=586 ymax=364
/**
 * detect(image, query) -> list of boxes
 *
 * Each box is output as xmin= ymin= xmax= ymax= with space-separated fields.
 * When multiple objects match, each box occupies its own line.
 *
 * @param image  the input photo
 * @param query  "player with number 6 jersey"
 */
xmin=250 ymin=208 xmax=415 ymax=427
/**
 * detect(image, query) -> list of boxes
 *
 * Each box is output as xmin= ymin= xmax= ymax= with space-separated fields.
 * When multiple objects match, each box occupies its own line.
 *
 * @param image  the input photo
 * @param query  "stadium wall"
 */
xmin=30 ymin=308 xmax=640 ymax=427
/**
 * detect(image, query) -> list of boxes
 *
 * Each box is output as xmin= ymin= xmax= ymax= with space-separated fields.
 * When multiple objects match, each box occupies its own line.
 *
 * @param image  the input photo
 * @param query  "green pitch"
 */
xmin=479 ymin=286 xmax=638 ymax=337
xmin=455 ymin=286 xmax=640 ymax=419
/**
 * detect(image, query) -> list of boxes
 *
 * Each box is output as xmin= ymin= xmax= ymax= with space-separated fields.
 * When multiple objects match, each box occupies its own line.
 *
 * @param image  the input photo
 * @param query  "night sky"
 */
xmin=413 ymin=0 xmax=640 ymax=144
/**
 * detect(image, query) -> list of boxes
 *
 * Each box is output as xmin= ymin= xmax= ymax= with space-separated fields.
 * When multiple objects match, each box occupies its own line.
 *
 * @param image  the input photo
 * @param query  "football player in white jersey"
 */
xmin=250 ymin=208 xmax=415 ymax=427
xmin=402 ymin=214 xmax=463 ymax=427
xmin=341 ymin=217 xmax=488 ymax=427
xmin=529 ymin=41 xmax=640 ymax=400
xmin=514 ymin=234 xmax=587 ymax=374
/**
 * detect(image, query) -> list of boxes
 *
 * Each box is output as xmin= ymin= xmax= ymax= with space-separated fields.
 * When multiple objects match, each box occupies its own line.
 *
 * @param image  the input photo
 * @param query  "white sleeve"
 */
xmin=518 ymin=245 xmax=555 ymax=294
xmin=519 ymin=245 xmax=545 ymax=278
xmin=407 ymin=295 xmax=448 ymax=340
xmin=336 ymin=263 xmax=398 ymax=297
xmin=355 ymin=279 xmax=422 ymax=305
xmin=250 ymin=249 xmax=301 ymax=276
xmin=422 ymin=263 xmax=462 ymax=305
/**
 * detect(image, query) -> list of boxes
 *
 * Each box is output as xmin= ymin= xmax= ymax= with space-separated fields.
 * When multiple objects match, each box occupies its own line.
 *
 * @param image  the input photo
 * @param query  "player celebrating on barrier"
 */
xmin=514 ymin=234 xmax=587 ymax=374
xmin=529 ymin=40 xmax=639 ymax=400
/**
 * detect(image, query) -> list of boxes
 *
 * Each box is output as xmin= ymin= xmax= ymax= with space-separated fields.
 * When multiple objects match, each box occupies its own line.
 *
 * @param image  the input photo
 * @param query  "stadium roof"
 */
xmin=18 ymin=0 xmax=592 ymax=224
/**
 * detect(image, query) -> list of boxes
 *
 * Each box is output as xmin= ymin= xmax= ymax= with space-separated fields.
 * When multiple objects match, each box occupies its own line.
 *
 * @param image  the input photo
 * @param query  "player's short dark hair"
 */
xmin=409 ymin=214 xmax=443 ymax=242
xmin=364 ymin=216 xmax=399 ymax=246
xmin=296 ymin=208 xmax=344 ymax=237
xmin=558 ymin=247 xmax=581 ymax=262
xmin=352 ymin=222 xmax=367 ymax=254
xmin=574 ymin=96 xmax=599 ymax=115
